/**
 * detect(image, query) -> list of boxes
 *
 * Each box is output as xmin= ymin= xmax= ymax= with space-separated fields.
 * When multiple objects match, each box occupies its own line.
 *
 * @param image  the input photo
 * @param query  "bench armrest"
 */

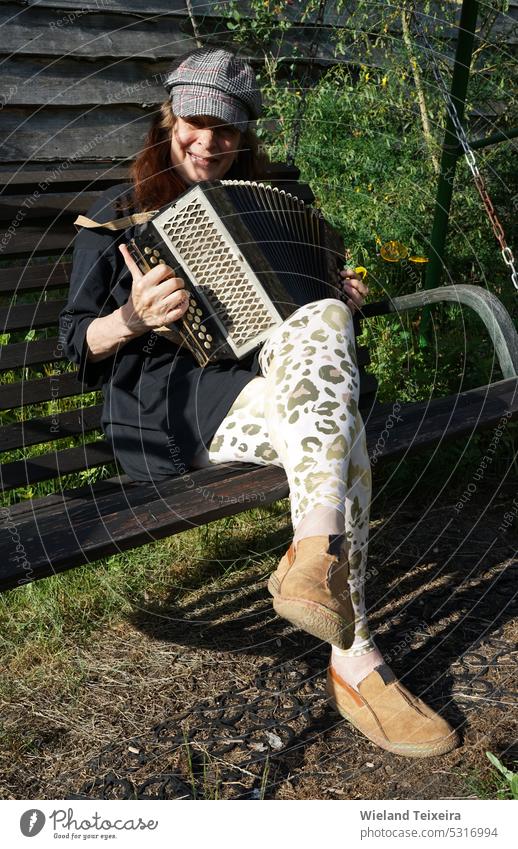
xmin=361 ymin=284 xmax=518 ymax=380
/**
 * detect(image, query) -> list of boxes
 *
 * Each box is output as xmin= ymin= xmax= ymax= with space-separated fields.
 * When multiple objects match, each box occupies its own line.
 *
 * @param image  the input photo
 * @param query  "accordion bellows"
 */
xmin=128 ymin=180 xmax=346 ymax=365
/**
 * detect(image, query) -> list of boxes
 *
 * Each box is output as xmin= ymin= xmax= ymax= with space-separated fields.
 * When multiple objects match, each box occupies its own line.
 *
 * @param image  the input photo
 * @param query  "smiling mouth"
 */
xmin=188 ymin=152 xmax=217 ymax=166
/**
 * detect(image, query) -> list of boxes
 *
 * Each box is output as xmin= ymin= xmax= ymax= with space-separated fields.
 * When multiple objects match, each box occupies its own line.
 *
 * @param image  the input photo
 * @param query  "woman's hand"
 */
xmin=339 ymin=267 xmax=369 ymax=314
xmin=119 ymin=243 xmax=190 ymax=332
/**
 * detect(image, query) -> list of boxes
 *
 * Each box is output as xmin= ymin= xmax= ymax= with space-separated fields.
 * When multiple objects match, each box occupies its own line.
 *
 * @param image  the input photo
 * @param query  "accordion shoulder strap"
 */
xmin=74 ymin=211 xmax=157 ymax=231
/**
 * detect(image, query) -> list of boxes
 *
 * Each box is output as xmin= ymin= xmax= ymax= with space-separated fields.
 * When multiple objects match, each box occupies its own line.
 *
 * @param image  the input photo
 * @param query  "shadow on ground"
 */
xmin=70 ymin=489 xmax=516 ymax=800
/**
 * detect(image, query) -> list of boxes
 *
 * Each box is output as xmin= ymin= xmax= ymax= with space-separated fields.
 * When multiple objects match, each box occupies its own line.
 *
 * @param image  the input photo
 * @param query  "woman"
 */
xmin=61 ymin=48 xmax=458 ymax=758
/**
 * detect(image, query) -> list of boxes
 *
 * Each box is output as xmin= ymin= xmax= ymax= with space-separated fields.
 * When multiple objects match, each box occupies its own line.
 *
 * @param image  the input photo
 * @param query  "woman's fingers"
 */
xmin=339 ymin=271 xmax=368 ymax=314
xmin=119 ymin=243 xmax=144 ymax=280
xmin=339 ymin=267 xmax=369 ymax=298
xmin=162 ymin=287 xmax=190 ymax=314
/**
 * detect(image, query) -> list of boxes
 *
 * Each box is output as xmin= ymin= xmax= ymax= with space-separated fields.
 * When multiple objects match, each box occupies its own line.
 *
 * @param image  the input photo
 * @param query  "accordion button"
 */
xmin=149 ymin=256 xmax=158 ymax=265
xmin=144 ymin=247 xmax=152 ymax=255
xmin=190 ymin=299 xmax=196 ymax=307
xmin=199 ymin=332 xmax=205 ymax=340
xmin=200 ymin=324 xmax=207 ymax=333
xmin=153 ymin=250 xmax=160 ymax=258
xmin=203 ymin=341 xmax=211 ymax=349
xmin=159 ymin=259 xmax=166 ymax=265
xmin=206 ymin=334 xmax=213 ymax=342
xmin=195 ymin=309 xmax=203 ymax=316
xmin=192 ymin=323 xmax=199 ymax=330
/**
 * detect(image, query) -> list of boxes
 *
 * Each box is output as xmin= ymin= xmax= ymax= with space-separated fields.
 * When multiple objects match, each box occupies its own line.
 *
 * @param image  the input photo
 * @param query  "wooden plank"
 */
xmin=0 ymin=223 xmax=75 ymax=256
xmin=0 ymin=1 xmax=237 ymax=16
xmin=366 ymin=378 xmax=518 ymax=462
xmin=0 ymin=57 xmax=171 ymax=107
xmin=0 ymin=300 xmax=66 ymax=333
xmin=0 ymin=464 xmax=289 ymax=589
xmin=0 ymin=262 xmax=71 ymax=295
xmin=0 ymin=370 xmax=85 ymax=411
xmin=0 ymin=337 xmax=67 ymax=371
xmin=0 ymin=162 xmax=129 ymax=187
xmin=0 ymin=5 xmax=198 ymax=59
xmin=0 ymin=438 xmax=114 ymax=491
xmin=0 ymin=404 xmax=102 ymax=452
xmin=0 ymin=462 xmax=240 ymax=524
xmin=0 ymin=191 xmax=104 ymax=222
xmin=0 ymin=161 xmax=301 ymax=188
xmin=0 ymin=106 xmax=153 ymax=161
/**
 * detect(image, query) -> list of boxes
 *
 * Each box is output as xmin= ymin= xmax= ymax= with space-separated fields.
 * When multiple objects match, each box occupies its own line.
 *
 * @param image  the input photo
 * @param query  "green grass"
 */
xmin=0 ymin=501 xmax=290 ymax=699
xmin=463 ymin=753 xmax=518 ymax=800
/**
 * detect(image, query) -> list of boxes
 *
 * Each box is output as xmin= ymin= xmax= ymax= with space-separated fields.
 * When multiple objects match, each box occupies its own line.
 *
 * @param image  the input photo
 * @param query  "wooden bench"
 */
xmin=1 ymin=162 xmax=517 ymax=593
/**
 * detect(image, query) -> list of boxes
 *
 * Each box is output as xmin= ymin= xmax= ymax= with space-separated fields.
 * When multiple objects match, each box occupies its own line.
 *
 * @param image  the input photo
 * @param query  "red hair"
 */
xmin=129 ymin=101 xmax=268 ymax=212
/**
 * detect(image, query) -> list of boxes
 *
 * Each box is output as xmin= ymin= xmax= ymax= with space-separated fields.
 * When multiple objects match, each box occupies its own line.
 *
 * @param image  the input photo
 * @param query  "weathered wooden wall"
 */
xmin=0 ymin=0 xmax=516 ymax=162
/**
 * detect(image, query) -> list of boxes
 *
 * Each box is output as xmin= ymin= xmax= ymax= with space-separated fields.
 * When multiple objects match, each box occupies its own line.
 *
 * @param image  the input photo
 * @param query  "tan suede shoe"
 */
xmin=327 ymin=663 xmax=460 ymax=757
xmin=268 ymin=534 xmax=354 ymax=648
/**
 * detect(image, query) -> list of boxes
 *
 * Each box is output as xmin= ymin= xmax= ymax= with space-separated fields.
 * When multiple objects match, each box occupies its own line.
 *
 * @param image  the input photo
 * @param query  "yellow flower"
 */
xmin=365 ymin=72 xmax=370 ymax=81
xmin=381 ymin=76 xmax=388 ymax=87
xmin=380 ymin=240 xmax=408 ymax=262
xmin=368 ymin=184 xmax=373 ymax=191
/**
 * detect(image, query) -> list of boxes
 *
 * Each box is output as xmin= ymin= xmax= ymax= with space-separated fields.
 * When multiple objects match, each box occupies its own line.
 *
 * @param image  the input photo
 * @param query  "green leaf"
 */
xmin=486 ymin=751 xmax=514 ymax=781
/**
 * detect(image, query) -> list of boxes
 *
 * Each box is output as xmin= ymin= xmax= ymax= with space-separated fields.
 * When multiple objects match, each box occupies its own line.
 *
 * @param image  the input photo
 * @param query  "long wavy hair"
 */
xmin=129 ymin=101 xmax=269 ymax=212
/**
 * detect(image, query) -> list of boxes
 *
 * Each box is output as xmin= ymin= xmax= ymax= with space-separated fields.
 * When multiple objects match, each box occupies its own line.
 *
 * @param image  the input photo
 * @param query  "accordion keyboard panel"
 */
xmin=159 ymin=198 xmax=279 ymax=351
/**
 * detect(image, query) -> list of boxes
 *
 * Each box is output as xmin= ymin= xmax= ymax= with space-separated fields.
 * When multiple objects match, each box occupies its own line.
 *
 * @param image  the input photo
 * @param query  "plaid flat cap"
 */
xmin=163 ymin=48 xmax=262 ymax=132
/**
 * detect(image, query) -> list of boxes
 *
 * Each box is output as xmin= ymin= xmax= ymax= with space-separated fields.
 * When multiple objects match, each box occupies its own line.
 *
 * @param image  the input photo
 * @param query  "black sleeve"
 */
xmin=59 ymin=187 xmax=130 ymax=389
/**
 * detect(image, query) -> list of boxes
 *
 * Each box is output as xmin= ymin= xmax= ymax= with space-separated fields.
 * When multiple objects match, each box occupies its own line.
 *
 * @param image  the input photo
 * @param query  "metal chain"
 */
xmin=287 ymin=0 xmax=329 ymax=166
xmin=414 ymin=14 xmax=518 ymax=292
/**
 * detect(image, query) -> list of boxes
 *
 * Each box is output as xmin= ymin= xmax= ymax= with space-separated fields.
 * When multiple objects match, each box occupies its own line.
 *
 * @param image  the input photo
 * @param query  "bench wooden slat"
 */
xmin=0 ymin=463 xmax=289 ymax=591
xmin=0 ymin=337 xmax=66 ymax=371
xmin=0 ymin=300 xmax=66 ymax=332
xmin=0 ymin=192 xmax=104 ymax=222
xmin=0 ymin=439 xmax=114 ymax=491
xmin=0 ymin=464 xmax=259 ymax=531
xmin=0 ymin=161 xmax=298 ymax=188
xmin=0 ymin=262 xmax=71 ymax=294
xmin=0 ymin=225 xmax=75 ymax=257
xmin=0 ymin=370 xmax=84 ymax=411
xmin=0 ymin=405 xmax=102 ymax=452
xmin=370 ymin=377 xmax=517 ymax=459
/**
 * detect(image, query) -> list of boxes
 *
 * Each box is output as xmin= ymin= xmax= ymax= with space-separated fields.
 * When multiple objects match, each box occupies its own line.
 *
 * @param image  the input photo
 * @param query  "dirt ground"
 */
xmin=1 ymin=477 xmax=516 ymax=800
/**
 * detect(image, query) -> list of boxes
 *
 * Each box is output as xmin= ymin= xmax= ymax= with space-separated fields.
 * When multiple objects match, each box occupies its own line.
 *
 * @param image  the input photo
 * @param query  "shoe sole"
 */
xmin=268 ymin=575 xmax=353 ymax=648
xmin=327 ymin=690 xmax=460 ymax=758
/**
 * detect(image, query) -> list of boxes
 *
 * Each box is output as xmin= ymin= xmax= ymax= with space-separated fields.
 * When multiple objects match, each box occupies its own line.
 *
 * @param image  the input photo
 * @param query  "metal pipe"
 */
xmin=424 ymin=0 xmax=479 ymax=293
xmin=465 ymin=126 xmax=518 ymax=151
xmin=363 ymin=285 xmax=518 ymax=379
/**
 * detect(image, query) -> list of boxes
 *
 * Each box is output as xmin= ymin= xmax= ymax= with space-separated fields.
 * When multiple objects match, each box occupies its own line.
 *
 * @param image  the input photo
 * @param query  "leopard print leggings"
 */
xmin=193 ymin=299 xmax=374 ymax=656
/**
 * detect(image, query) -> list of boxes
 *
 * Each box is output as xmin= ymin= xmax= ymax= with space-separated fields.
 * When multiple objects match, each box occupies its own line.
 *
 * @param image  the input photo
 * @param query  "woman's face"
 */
xmin=170 ymin=115 xmax=242 ymax=184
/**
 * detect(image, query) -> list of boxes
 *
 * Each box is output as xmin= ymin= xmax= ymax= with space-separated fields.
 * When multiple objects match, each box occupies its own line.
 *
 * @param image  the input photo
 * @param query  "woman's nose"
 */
xmin=196 ymin=127 xmax=217 ymax=147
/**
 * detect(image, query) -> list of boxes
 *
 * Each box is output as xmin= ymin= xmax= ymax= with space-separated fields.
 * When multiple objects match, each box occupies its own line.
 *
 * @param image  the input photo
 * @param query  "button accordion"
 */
xmin=127 ymin=179 xmax=348 ymax=366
